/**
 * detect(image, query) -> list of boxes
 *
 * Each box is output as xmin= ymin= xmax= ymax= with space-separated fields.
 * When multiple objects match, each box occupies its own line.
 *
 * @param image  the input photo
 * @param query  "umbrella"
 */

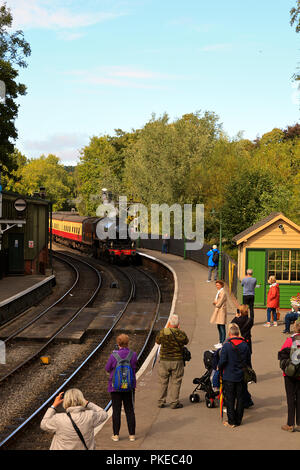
xmin=219 ymin=374 xmax=224 ymax=419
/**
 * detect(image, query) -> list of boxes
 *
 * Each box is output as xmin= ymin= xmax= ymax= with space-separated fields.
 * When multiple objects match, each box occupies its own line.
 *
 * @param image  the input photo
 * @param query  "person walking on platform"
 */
xmin=241 ymin=269 xmax=257 ymax=321
xmin=156 ymin=314 xmax=189 ymax=409
xmin=264 ymin=275 xmax=280 ymax=327
xmin=218 ymin=324 xmax=252 ymax=428
xmin=206 ymin=245 xmax=219 ymax=282
xmin=40 ymin=389 xmax=108 ymax=450
xmin=105 ymin=334 xmax=137 ymax=442
xmin=210 ymin=280 xmax=227 ymax=348
xmin=278 ymin=320 xmax=300 ymax=432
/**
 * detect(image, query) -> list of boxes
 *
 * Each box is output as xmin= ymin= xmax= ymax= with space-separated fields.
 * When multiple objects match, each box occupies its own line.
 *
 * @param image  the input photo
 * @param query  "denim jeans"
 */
xmin=267 ymin=307 xmax=277 ymax=322
xmin=284 ymin=312 xmax=299 ymax=332
xmin=217 ymin=324 xmax=226 ymax=343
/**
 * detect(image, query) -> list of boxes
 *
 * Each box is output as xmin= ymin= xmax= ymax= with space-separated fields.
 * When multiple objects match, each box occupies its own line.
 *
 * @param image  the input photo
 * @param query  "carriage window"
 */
xmin=268 ymin=250 xmax=300 ymax=282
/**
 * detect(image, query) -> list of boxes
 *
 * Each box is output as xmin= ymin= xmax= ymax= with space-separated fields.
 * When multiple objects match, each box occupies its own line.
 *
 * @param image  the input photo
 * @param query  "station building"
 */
xmin=233 ymin=212 xmax=300 ymax=308
xmin=0 ymin=189 xmax=50 ymax=278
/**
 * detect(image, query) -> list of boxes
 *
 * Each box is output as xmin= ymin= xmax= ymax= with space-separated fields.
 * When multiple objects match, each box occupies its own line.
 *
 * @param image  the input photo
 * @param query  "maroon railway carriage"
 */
xmin=51 ymin=212 xmax=136 ymax=263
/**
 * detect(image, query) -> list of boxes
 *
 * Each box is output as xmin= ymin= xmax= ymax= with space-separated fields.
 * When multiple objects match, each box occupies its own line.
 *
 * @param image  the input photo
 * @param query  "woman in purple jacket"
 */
xmin=105 ymin=334 xmax=137 ymax=442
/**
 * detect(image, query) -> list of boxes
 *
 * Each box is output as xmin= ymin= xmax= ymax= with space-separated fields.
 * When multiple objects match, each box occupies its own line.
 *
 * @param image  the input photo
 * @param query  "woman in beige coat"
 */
xmin=210 ymin=280 xmax=227 ymax=348
xmin=40 ymin=389 xmax=108 ymax=450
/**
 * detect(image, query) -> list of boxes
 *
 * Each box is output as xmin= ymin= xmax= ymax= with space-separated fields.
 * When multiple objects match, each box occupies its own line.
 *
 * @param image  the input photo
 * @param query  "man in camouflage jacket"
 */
xmin=156 ymin=314 xmax=189 ymax=409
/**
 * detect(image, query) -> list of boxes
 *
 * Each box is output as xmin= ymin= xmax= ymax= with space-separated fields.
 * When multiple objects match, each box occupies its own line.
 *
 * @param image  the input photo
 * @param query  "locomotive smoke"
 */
xmin=95 ymin=196 xmax=204 ymax=251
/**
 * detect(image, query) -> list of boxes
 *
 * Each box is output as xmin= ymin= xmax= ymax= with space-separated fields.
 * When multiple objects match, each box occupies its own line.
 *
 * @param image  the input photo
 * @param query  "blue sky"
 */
xmin=6 ymin=0 xmax=300 ymax=165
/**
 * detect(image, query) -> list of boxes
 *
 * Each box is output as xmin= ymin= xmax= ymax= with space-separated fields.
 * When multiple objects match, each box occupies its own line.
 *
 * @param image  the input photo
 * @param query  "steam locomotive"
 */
xmin=51 ymin=211 xmax=137 ymax=263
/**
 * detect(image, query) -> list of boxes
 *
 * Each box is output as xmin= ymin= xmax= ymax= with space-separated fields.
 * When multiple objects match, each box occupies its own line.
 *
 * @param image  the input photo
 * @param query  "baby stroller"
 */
xmin=189 ymin=349 xmax=220 ymax=408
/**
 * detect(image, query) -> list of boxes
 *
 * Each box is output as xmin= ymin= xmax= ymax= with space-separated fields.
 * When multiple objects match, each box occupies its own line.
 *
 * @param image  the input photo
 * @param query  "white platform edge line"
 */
xmin=0 ymin=275 xmax=55 ymax=308
xmin=94 ymin=251 xmax=179 ymax=436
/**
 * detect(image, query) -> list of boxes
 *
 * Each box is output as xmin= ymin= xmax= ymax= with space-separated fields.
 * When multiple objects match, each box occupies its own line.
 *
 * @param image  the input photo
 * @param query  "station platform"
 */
xmin=94 ymin=249 xmax=299 ymax=451
xmin=0 ymin=273 xmax=55 ymax=326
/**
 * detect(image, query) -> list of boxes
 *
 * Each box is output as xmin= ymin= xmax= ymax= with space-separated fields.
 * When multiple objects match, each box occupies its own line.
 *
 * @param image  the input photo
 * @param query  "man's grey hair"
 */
xmin=246 ymin=269 xmax=253 ymax=275
xmin=169 ymin=314 xmax=179 ymax=327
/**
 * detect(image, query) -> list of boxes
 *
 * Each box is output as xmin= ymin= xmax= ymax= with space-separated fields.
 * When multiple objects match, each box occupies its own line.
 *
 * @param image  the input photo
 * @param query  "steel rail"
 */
xmin=0 ymin=253 xmax=102 ymax=383
xmin=0 ymin=254 xmax=79 ymax=343
xmin=0 ymin=254 xmax=134 ymax=449
xmin=0 ymin=255 xmax=163 ymax=449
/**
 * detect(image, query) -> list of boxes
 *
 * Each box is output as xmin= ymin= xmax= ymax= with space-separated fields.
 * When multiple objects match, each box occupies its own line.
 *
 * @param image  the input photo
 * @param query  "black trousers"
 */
xmin=243 ymin=295 xmax=255 ymax=320
xmin=223 ymin=380 xmax=244 ymax=426
xmin=284 ymin=376 xmax=300 ymax=426
xmin=111 ymin=391 xmax=136 ymax=435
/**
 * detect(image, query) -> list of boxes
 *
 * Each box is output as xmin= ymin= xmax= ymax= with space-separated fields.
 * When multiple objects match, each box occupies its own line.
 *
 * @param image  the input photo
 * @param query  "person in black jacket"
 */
xmin=218 ymin=324 xmax=252 ymax=428
xmin=231 ymin=305 xmax=254 ymax=408
xmin=231 ymin=305 xmax=253 ymax=353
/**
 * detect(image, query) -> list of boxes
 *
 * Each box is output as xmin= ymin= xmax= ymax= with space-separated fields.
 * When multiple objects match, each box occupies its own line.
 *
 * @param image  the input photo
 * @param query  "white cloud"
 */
xmin=23 ymin=132 xmax=89 ymax=164
xmin=7 ymin=0 xmax=122 ymax=31
xmin=67 ymin=66 xmax=184 ymax=89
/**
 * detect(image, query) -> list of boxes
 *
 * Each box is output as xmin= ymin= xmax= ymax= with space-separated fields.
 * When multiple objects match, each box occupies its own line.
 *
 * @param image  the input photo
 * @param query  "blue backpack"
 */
xmin=112 ymin=350 xmax=135 ymax=391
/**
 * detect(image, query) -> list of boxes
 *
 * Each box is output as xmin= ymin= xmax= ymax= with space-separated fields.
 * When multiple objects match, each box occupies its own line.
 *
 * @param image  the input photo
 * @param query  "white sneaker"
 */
xmin=214 ymin=343 xmax=222 ymax=349
xmin=111 ymin=435 xmax=119 ymax=442
xmin=207 ymin=280 xmax=211 ymax=282
xmin=273 ymin=322 xmax=278 ymax=327
xmin=264 ymin=322 xmax=271 ymax=327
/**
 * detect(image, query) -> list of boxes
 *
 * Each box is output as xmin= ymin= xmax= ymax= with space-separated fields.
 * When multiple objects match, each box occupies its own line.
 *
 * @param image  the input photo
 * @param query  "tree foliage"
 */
xmin=0 ymin=2 xmax=31 ymax=176
xmin=7 ymin=154 xmax=75 ymax=211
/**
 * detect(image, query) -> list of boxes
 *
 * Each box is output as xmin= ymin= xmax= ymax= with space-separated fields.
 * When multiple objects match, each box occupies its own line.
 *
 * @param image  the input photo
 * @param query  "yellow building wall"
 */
xmin=238 ymin=220 xmax=300 ymax=280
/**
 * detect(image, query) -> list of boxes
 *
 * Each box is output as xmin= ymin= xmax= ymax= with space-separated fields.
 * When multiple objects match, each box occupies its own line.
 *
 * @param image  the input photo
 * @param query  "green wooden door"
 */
xmin=8 ymin=233 xmax=24 ymax=274
xmin=246 ymin=249 xmax=266 ymax=307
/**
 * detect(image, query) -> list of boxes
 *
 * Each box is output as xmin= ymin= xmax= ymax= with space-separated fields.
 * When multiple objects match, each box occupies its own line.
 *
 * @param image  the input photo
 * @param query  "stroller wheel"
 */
xmin=205 ymin=397 xmax=215 ymax=408
xmin=189 ymin=393 xmax=200 ymax=403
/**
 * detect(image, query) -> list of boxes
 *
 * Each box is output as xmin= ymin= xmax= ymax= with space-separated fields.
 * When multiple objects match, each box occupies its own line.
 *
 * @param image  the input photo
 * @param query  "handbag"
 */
xmin=170 ymin=328 xmax=191 ymax=366
xmin=229 ymin=340 xmax=257 ymax=384
xmin=67 ymin=412 xmax=89 ymax=450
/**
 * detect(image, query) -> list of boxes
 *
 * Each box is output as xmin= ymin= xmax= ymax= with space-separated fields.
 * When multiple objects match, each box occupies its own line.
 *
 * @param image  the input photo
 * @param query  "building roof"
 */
xmin=232 ymin=212 xmax=300 ymax=244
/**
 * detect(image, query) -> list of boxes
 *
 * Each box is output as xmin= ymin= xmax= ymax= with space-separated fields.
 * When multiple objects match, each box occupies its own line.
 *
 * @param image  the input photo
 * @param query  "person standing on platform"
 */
xmin=206 ymin=245 xmax=219 ymax=282
xmin=162 ymin=234 xmax=169 ymax=254
xmin=156 ymin=314 xmax=189 ymax=409
xmin=105 ymin=334 xmax=137 ymax=442
xmin=278 ymin=320 xmax=300 ymax=432
xmin=231 ymin=305 xmax=254 ymax=408
xmin=218 ymin=324 xmax=252 ymax=428
xmin=241 ymin=269 xmax=257 ymax=321
xmin=210 ymin=280 xmax=227 ymax=348
xmin=40 ymin=389 xmax=108 ymax=450
xmin=264 ymin=275 xmax=280 ymax=327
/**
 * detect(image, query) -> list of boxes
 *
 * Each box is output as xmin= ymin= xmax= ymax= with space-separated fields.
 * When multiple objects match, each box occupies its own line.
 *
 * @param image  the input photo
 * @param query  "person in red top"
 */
xmin=279 ymin=320 xmax=300 ymax=432
xmin=264 ymin=275 xmax=280 ymax=327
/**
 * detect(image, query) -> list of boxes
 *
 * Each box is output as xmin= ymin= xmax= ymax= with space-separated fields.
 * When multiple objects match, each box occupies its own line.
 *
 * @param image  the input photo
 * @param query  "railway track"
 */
xmin=0 ymin=250 xmax=171 ymax=450
xmin=0 ymin=252 xmax=102 ymax=382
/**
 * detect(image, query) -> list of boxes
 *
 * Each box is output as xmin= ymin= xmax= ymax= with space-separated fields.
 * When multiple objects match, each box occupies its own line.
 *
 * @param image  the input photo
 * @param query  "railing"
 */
xmin=139 ymin=236 xmax=242 ymax=303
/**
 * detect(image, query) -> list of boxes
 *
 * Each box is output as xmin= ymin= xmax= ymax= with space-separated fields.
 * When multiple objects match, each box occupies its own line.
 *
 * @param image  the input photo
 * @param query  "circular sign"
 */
xmin=14 ymin=198 xmax=27 ymax=212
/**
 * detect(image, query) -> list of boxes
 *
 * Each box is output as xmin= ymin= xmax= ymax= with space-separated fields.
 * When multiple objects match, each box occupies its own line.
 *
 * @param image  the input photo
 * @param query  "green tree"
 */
xmin=75 ymin=129 xmax=139 ymax=215
xmin=11 ymin=154 xmax=75 ymax=211
xmin=0 ymin=2 xmax=31 ymax=176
